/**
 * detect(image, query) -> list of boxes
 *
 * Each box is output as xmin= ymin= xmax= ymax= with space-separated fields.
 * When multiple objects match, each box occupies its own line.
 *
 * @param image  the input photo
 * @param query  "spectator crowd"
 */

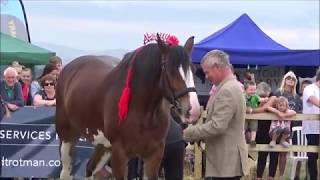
xmin=1 ymin=56 xmax=62 ymax=118
xmin=241 ymin=68 xmax=319 ymax=180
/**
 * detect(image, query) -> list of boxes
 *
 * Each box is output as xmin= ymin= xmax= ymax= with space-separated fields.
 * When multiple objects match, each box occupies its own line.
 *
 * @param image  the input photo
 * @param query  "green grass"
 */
xmin=243 ymin=157 xmax=308 ymax=179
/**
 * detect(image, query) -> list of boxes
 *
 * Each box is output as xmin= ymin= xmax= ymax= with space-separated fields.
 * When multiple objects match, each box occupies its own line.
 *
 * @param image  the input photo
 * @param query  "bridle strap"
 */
xmin=161 ymin=54 xmax=176 ymax=104
xmin=160 ymin=54 xmax=197 ymax=104
xmin=174 ymin=87 xmax=197 ymax=99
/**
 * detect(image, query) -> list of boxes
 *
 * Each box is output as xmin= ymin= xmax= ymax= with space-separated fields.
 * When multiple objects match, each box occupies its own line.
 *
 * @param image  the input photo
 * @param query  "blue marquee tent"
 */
xmin=192 ymin=13 xmax=320 ymax=66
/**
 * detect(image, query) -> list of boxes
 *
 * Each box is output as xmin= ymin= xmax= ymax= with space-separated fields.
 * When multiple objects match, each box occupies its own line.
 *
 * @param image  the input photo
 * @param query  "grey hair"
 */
xmin=201 ymin=49 xmax=231 ymax=68
xmin=256 ymin=82 xmax=271 ymax=96
xmin=3 ymin=67 xmax=18 ymax=77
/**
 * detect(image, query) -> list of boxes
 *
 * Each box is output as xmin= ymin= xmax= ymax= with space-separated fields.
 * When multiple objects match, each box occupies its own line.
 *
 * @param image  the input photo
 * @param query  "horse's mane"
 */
xmin=120 ymin=43 xmax=190 ymax=83
xmin=114 ymin=43 xmax=190 ymax=106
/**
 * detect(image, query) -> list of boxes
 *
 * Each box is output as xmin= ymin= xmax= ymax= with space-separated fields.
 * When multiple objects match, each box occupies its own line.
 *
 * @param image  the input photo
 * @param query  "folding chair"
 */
xmin=289 ymin=126 xmax=308 ymax=180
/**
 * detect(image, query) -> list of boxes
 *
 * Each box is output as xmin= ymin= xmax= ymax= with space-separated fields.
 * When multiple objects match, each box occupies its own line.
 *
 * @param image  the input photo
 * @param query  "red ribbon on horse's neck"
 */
xmin=118 ymin=47 xmax=142 ymax=124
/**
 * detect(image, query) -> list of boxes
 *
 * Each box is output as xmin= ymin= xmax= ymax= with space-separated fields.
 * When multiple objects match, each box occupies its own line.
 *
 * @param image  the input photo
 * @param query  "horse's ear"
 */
xmin=156 ymin=33 xmax=168 ymax=54
xmin=184 ymin=36 xmax=194 ymax=55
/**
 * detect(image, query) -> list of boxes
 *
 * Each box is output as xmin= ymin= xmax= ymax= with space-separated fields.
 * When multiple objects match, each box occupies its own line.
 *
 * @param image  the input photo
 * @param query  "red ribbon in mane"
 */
xmin=118 ymin=33 xmax=179 ymax=124
xmin=143 ymin=32 xmax=179 ymax=46
xmin=118 ymin=47 xmax=142 ymax=124
xmin=166 ymin=35 xmax=179 ymax=46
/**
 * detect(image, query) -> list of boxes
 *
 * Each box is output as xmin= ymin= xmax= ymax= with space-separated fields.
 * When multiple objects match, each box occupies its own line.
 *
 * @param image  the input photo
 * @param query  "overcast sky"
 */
xmin=23 ymin=0 xmax=319 ymax=51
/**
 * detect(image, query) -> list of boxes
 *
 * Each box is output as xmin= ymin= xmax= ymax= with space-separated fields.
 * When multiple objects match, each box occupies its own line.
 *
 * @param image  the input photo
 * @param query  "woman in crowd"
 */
xmin=274 ymin=71 xmax=302 ymax=178
xmin=33 ymin=74 xmax=56 ymax=107
xmin=49 ymin=56 xmax=63 ymax=74
xmin=31 ymin=63 xmax=59 ymax=98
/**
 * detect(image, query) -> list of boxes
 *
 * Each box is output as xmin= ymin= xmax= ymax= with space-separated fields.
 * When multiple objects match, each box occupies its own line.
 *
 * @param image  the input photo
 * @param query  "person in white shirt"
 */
xmin=302 ymin=68 xmax=320 ymax=180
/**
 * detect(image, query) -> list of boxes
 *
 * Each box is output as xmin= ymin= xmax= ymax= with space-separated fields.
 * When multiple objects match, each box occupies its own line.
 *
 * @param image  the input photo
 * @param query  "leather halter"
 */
xmin=118 ymin=46 xmax=197 ymax=122
xmin=160 ymin=54 xmax=197 ymax=107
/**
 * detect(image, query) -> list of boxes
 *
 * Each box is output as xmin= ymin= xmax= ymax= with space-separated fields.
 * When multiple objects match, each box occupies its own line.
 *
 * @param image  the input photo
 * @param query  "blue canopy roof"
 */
xmin=192 ymin=13 xmax=320 ymax=66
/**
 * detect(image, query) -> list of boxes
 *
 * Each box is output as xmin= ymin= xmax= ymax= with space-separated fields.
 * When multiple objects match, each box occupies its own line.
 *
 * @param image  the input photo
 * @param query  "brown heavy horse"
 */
xmin=55 ymin=36 xmax=200 ymax=179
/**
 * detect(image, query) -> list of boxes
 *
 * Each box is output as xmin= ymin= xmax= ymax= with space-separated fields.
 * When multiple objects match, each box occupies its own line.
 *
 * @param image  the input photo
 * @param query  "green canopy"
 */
xmin=0 ymin=32 xmax=55 ymax=65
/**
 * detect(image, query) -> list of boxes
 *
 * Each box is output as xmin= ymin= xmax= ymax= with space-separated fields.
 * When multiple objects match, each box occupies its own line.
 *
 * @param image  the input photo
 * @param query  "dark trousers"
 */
xmin=161 ymin=141 xmax=185 ymax=180
xmin=256 ymin=151 xmax=279 ymax=177
xmin=127 ymin=157 xmax=143 ymax=179
xmin=255 ymin=120 xmax=279 ymax=178
xmin=205 ymin=176 xmax=241 ymax=180
xmin=306 ymin=134 xmax=319 ymax=180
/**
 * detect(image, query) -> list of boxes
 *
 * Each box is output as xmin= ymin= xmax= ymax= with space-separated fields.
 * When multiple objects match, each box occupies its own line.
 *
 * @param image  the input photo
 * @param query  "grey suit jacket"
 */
xmin=184 ymin=75 xmax=248 ymax=177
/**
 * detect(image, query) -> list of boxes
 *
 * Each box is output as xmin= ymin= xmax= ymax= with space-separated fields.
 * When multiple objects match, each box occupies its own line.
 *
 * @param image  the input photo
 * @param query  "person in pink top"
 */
xmin=267 ymin=96 xmax=296 ymax=148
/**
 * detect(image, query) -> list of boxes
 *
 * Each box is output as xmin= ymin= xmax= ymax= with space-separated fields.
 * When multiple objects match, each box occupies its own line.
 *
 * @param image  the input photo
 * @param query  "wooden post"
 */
xmin=194 ymin=143 xmax=202 ymax=180
xmin=194 ymin=107 xmax=205 ymax=180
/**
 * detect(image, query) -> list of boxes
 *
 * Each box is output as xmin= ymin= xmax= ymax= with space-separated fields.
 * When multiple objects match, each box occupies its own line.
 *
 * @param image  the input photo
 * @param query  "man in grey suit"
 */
xmin=183 ymin=50 xmax=247 ymax=180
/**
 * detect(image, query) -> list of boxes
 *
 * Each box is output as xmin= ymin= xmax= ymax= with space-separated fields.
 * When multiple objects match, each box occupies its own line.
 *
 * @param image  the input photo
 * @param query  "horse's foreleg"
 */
xmin=59 ymin=140 xmax=76 ymax=179
xmin=144 ymin=143 xmax=165 ymax=180
xmin=86 ymin=144 xmax=111 ymax=179
xmin=111 ymin=142 xmax=128 ymax=180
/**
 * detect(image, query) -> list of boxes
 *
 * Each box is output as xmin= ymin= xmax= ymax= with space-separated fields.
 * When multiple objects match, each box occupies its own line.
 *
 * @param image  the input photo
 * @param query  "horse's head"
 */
xmin=157 ymin=35 xmax=201 ymax=124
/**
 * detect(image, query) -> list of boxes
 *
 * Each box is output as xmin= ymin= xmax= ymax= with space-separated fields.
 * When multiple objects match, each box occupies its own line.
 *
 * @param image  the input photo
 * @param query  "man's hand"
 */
xmin=7 ymin=103 xmax=19 ymax=111
xmin=183 ymin=128 xmax=193 ymax=142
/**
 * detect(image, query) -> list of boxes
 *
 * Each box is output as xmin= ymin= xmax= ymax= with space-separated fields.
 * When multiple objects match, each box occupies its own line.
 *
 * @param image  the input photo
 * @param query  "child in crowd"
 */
xmin=267 ymin=96 xmax=296 ymax=147
xmin=244 ymin=81 xmax=268 ymax=146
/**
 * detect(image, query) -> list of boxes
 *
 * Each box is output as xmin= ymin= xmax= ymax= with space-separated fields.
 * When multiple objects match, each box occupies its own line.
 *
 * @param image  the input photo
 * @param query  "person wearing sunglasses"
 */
xmin=273 ymin=71 xmax=302 ymax=179
xmin=33 ymin=74 xmax=56 ymax=107
xmin=31 ymin=63 xmax=59 ymax=99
